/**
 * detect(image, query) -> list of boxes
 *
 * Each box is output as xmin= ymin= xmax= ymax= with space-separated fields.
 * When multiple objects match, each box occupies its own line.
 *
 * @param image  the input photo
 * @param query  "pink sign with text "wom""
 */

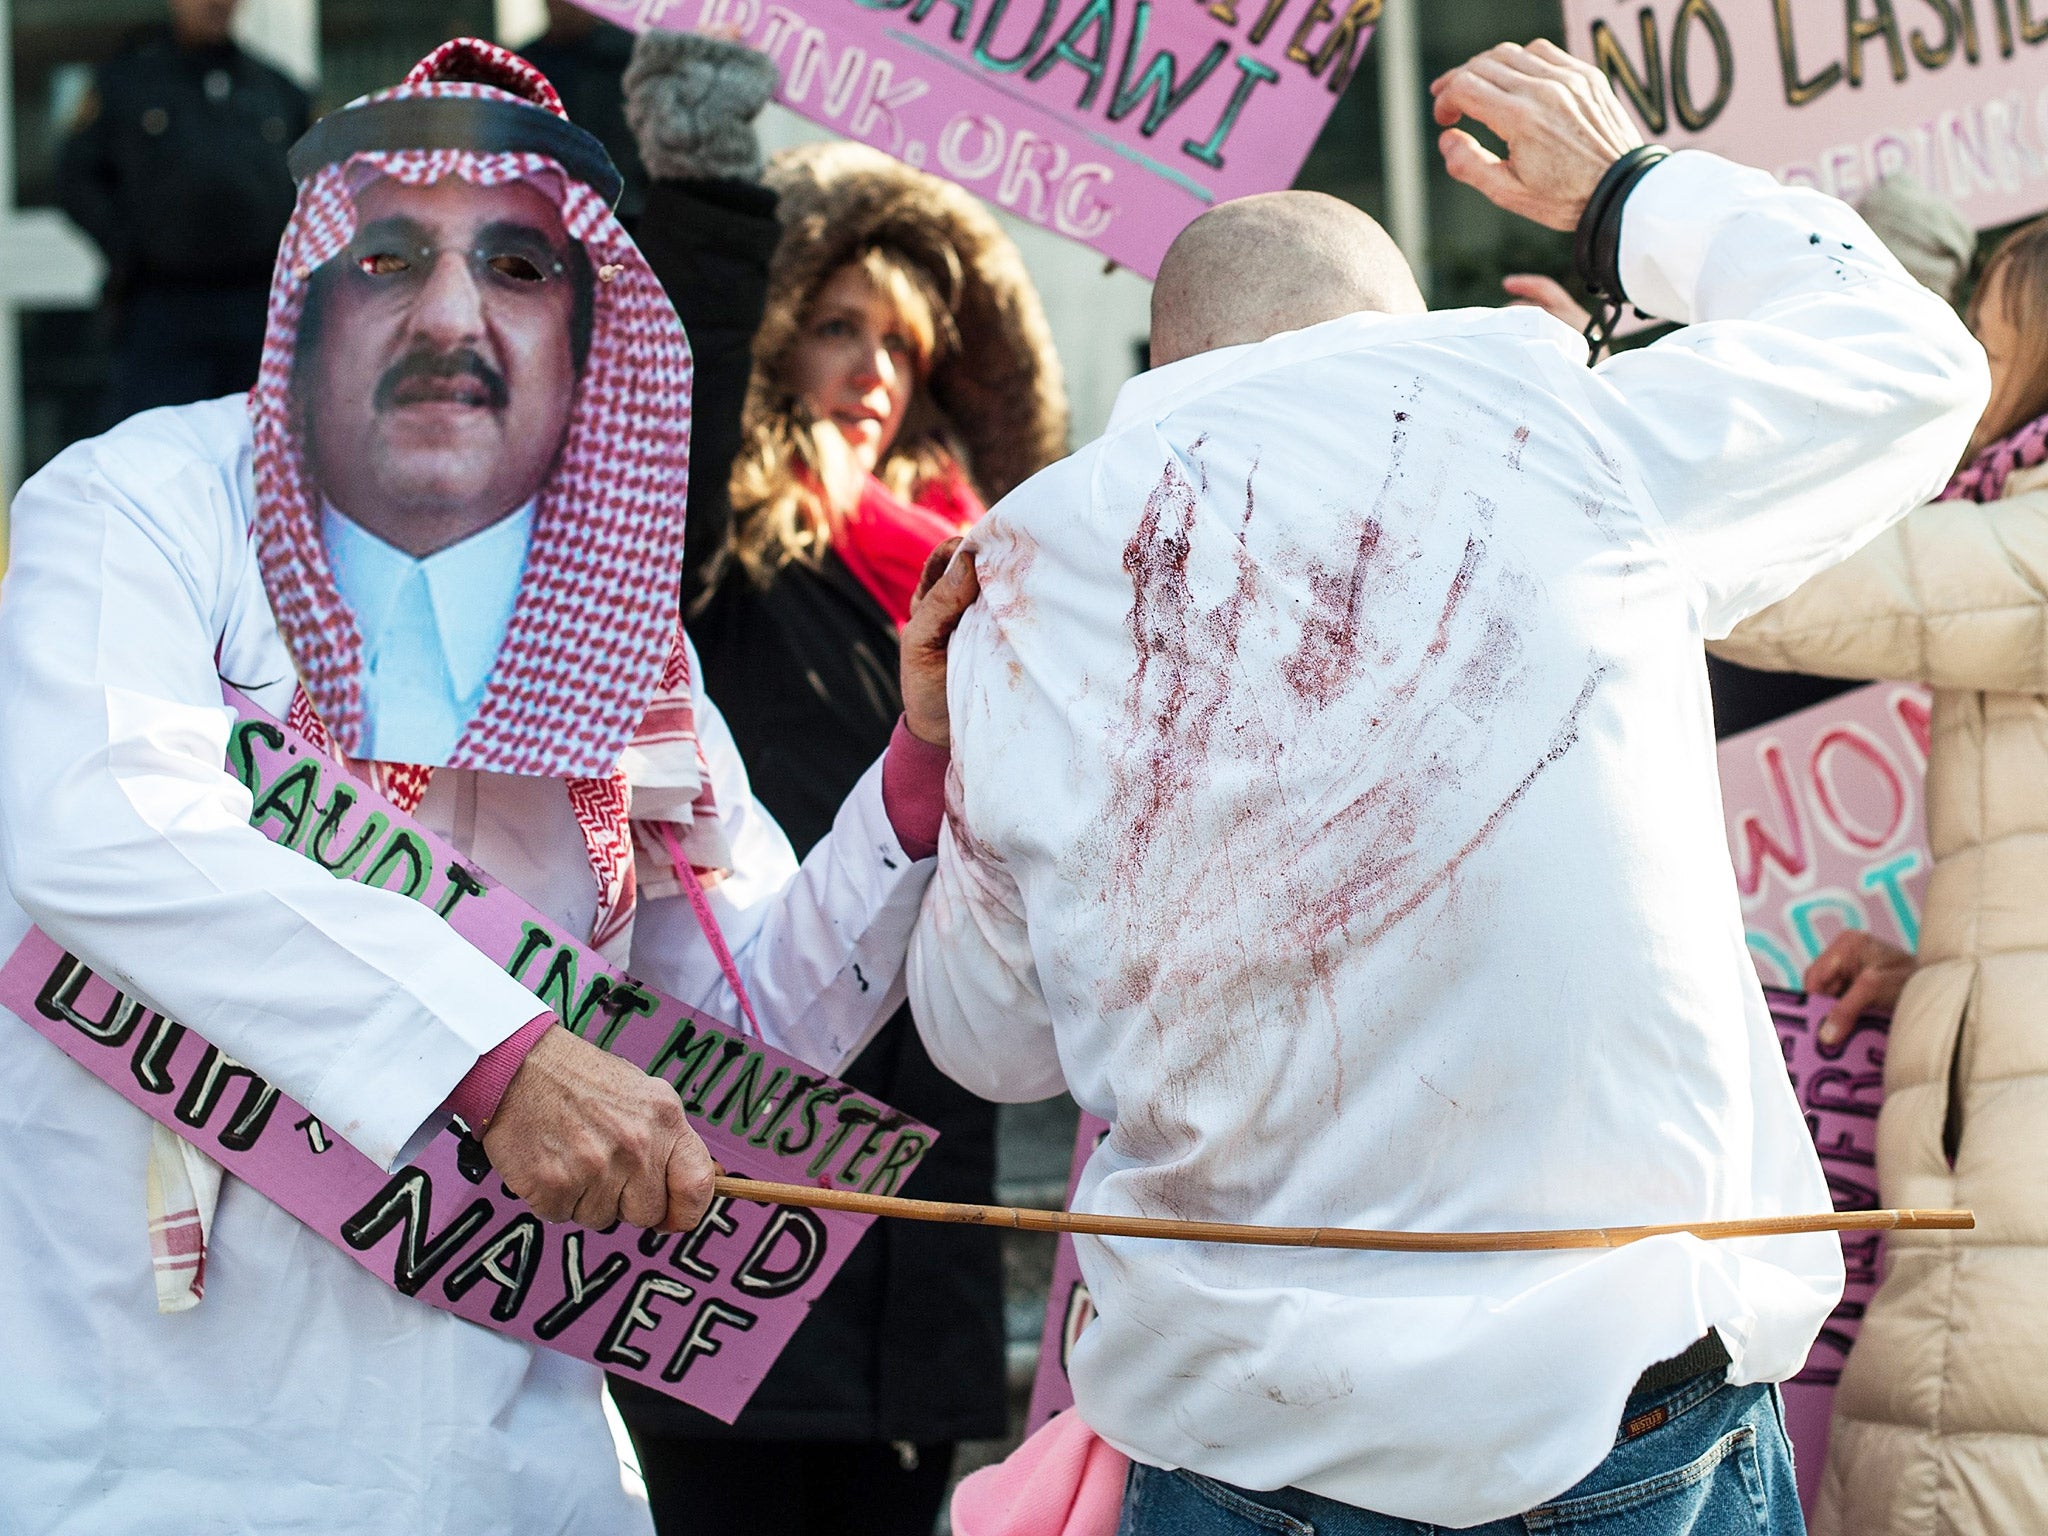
xmin=1720 ymin=681 xmax=1932 ymax=990
xmin=0 ymin=692 xmax=934 ymax=1423
xmin=573 ymin=0 xmax=1370 ymax=275
xmin=1564 ymin=0 xmax=2048 ymax=229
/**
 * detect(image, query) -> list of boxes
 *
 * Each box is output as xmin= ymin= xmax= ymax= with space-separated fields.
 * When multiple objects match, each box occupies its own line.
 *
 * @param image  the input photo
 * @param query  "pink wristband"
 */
xmin=443 ymin=1010 xmax=556 ymax=1131
xmin=882 ymin=716 xmax=950 ymax=861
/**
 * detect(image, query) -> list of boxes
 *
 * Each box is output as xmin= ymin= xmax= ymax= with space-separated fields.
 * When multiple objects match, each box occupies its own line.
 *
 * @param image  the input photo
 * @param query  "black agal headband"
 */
xmin=288 ymin=95 xmax=624 ymax=210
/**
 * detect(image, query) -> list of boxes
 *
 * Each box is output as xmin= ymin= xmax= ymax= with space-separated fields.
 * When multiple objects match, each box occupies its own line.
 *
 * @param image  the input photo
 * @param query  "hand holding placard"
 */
xmin=1803 ymin=931 xmax=1915 ymax=1048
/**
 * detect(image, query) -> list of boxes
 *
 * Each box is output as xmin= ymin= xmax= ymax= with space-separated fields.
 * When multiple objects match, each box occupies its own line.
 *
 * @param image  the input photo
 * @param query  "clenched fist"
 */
xmin=483 ymin=1026 xmax=716 ymax=1230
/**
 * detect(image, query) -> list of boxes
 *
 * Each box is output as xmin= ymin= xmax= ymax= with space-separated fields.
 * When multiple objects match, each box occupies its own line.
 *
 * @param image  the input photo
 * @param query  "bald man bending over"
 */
xmin=910 ymin=41 xmax=1985 ymax=1536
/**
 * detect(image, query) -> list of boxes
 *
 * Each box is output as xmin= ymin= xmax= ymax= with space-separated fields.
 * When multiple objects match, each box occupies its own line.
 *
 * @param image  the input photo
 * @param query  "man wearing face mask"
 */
xmin=0 ymin=41 xmax=978 ymax=1535
xmin=296 ymin=170 xmax=599 ymax=765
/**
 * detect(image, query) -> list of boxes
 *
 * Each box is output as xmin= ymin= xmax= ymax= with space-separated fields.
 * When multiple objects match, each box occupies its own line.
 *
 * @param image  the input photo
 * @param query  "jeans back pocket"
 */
xmin=1522 ymin=1424 xmax=1767 ymax=1533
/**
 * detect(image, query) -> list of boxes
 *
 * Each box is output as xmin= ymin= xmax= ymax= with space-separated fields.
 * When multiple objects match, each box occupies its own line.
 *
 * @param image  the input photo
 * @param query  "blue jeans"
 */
xmin=1116 ymin=1375 xmax=1803 ymax=1535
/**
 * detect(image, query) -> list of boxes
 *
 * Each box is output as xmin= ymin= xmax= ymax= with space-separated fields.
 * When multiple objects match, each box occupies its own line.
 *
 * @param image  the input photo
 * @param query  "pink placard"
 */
xmin=1719 ymin=682 xmax=1931 ymax=990
xmin=571 ymin=0 xmax=1369 ymax=274
xmin=0 ymin=691 xmax=934 ymax=1423
xmin=1563 ymin=0 xmax=2048 ymax=229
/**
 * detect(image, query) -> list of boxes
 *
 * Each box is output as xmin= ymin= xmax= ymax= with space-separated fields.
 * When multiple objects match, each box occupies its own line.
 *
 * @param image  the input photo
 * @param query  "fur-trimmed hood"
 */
xmin=749 ymin=142 xmax=1068 ymax=503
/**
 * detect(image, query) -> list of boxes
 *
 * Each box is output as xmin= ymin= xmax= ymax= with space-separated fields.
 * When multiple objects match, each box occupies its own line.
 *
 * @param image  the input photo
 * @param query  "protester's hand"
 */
xmin=900 ymin=536 xmax=980 ymax=748
xmin=483 ymin=1026 xmax=716 ymax=1231
xmin=1803 ymin=932 xmax=1916 ymax=1049
xmin=1431 ymin=40 xmax=1644 ymax=231
xmin=1503 ymin=273 xmax=1593 ymax=332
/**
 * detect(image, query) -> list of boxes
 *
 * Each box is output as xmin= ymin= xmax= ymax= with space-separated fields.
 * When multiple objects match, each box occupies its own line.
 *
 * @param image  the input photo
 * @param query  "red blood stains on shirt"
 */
xmin=1067 ymin=436 xmax=1611 ymax=1219
xmin=1280 ymin=665 xmax=1605 ymax=963
xmin=977 ymin=522 xmax=1041 ymax=633
xmin=1279 ymin=515 xmax=1392 ymax=708
xmin=1508 ymin=424 xmax=1531 ymax=471
xmin=944 ymin=754 xmax=1007 ymax=877
xmin=1107 ymin=458 xmax=1260 ymax=902
xmin=1424 ymin=536 xmax=1484 ymax=663
xmin=1279 ymin=408 xmax=1414 ymax=709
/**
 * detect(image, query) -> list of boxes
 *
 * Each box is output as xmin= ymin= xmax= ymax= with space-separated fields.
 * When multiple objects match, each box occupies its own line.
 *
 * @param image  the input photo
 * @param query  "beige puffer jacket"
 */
xmin=1712 ymin=459 xmax=2048 ymax=1536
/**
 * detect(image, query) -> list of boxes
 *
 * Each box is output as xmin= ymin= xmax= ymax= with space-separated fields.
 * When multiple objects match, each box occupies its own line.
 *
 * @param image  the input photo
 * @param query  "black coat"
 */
xmin=611 ymin=179 xmax=1008 ymax=1445
xmin=517 ymin=22 xmax=649 ymax=228
xmin=1706 ymin=656 xmax=1857 ymax=739
xmin=59 ymin=27 xmax=307 ymax=296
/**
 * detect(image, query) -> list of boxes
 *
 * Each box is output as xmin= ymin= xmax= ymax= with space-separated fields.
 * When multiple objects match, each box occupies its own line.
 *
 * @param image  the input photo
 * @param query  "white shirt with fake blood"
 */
xmin=909 ymin=152 xmax=1987 ymax=1525
xmin=0 ymin=398 xmax=932 ymax=1534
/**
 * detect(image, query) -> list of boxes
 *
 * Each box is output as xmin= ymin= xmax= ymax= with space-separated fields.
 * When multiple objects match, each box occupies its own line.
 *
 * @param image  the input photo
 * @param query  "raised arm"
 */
xmin=1710 ymin=480 xmax=2048 ymax=694
xmin=1434 ymin=41 xmax=1988 ymax=639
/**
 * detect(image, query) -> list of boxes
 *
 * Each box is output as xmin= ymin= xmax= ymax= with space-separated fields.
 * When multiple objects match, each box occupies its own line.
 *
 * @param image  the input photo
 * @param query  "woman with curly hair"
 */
xmin=614 ymin=31 xmax=1068 ymax=1536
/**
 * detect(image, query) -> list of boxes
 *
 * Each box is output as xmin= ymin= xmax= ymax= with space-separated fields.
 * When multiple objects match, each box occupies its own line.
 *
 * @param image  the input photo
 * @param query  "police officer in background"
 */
xmin=519 ymin=1 xmax=648 ymax=227
xmin=59 ymin=0 xmax=308 ymax=425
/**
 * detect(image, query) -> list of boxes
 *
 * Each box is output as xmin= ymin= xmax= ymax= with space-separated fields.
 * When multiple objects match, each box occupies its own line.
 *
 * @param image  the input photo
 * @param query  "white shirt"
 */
xmin=908 ymin=153 xmax=1987 ymax=1525
xmin=321 ymin=499 xmax=532 ymax=764
xmin=0 ymin=397 xmax=930 ymax=1534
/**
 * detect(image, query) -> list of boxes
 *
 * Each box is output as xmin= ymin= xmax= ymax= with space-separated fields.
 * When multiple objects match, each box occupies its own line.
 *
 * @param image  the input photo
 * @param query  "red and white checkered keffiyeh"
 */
xmin=156 ymin=40 xmax=736 ymax=1316
xmin=249 ymin=39 xmax=728 ymax=956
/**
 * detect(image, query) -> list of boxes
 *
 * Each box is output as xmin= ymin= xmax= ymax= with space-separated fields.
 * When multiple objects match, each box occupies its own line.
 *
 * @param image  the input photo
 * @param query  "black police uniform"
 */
xmin=59 ymin=25 xmax=308 ymax=425
xmin=518 ymin=20 xmax=648 ymax=228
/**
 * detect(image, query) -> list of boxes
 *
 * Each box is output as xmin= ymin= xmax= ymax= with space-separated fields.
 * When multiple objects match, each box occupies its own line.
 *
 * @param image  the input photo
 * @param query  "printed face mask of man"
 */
xmin=301 ymin=175 xmax=580 ymax=557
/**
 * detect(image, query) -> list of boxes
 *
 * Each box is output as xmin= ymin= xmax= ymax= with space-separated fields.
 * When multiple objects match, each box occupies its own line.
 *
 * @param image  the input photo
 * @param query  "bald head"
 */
xmin=1151 ymin=192 xmax=1424 ymax=367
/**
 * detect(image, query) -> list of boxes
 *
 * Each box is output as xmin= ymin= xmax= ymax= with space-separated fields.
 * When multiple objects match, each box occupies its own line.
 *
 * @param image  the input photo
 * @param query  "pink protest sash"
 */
xmin=0 ymin=689 xmax=934 ymax=1421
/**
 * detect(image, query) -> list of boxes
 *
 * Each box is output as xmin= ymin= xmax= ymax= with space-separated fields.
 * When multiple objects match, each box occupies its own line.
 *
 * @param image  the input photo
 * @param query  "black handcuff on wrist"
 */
xmin=1571 ymin=144 xmax=1671 ymax=366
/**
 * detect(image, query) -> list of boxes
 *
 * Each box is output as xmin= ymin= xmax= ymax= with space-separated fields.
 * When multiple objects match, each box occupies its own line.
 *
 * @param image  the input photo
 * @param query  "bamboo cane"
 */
xmin=710 ymin=1177 xmax=1973 ymax=1252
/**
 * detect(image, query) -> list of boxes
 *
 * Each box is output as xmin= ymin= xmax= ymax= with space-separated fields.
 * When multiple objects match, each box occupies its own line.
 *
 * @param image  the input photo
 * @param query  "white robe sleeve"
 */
xmin=626 ymin=646 xmax=935 ymax=1076
xmin=1579 ymin=151 xmax=1989 ymax=638
xmin=0 ymin=412 xmax=550 ymax=1172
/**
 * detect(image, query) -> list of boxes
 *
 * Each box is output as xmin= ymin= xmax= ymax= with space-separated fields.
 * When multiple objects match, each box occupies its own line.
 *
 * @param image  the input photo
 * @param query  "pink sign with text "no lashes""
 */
xmin=1564 ymin=0 xmax=2048 ymax=230
xmin=574 ymin=0 xmax=1370 ymax=274
xmin=0 ymin=691 xmax=934 ymax=1423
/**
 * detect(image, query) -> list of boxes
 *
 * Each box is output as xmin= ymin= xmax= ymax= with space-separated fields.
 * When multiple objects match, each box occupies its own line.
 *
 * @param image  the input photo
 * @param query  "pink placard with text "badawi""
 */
xmin=0 ymin=690 xmax=935 ymax=1423
xmin=573 ymin=0 xmax=1371 ymax=275
xmin=1563 ymin=0 xmax=2048 ymax=230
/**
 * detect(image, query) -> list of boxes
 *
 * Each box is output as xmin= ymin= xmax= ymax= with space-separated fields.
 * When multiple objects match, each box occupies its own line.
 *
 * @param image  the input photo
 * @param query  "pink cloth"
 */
xmin=951 ymin=1411 xmax=1129 ymax=1536
xmin=443 ymin=1010 xmax=557 ymax=1130
xmin=881 ymin=716 xmax=949 ymax=860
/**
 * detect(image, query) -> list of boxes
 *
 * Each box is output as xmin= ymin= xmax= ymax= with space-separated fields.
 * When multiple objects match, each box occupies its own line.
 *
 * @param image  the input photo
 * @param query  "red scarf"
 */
xmin=834 ymin=466 xmax=983 ymax=627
